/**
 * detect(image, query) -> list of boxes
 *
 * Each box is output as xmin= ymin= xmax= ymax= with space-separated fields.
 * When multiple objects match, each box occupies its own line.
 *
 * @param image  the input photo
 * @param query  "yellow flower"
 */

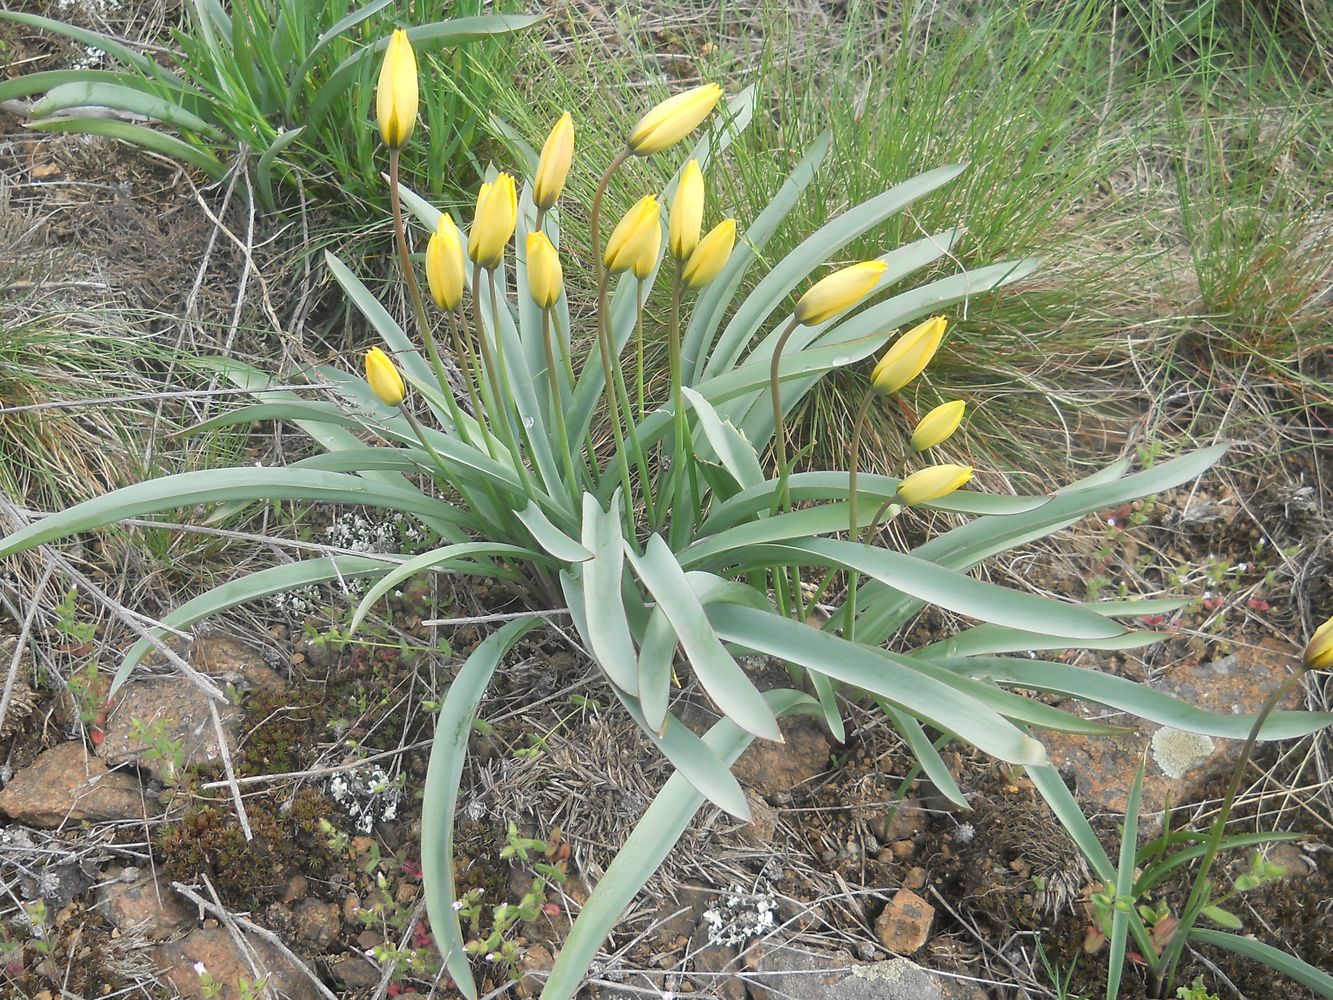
xmin=604 ymin=195 xmax=660 ymax=274
xmin=425 ymin=213 xmax=466 ymax=311
xmin=1305 ymin=615 xmax=1333 ymax=670
xmin=682 ymin=219 xmax=736 ymax=288
xmin=794 ymin=261 xmax=887 ymax=326
xmin=627 ymin=83 xmax=724 ymax=156
xmin=871 ymin=316 xmax=947 ymax=394
xmin=468 ymin=173 xmax=517 ymax=269
xmin=526 ymin=232 xmax=563 ymax=309
xmin=669 ymin=159 xmax=704 ymax=259
xmin=533 ymin=113 xmax=574 ymax=211
xmin=910 ymin=400 xmax=966 ymax=453
xmin=896 ymin=464 xmax=973 ymax=506
xmin=365 ymin=347 xmax=405 ymax=406
xmin=375 ymin=29 xmax=418 ymax=149
xmin=631 ymin=212 xmax=662 ymax=279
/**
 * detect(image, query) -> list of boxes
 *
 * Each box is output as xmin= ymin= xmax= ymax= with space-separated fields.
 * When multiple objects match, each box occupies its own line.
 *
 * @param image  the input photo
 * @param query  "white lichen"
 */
xmin=700 ymin=883 xmax=778 ymax=947
xmin=1150 ymin=727 xmax=1215 ymax=779
xmin=328 ymin=764 xmax=403 ymax=833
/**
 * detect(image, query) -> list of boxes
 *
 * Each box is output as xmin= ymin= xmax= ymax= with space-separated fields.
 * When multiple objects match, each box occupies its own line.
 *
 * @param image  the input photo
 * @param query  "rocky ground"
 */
xmin=1 ymin=3 xmax=1330 ymax=1000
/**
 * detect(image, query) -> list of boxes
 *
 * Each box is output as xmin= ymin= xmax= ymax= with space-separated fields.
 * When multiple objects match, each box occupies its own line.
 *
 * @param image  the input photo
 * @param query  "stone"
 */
xmin=154 ymin=927 xmax=319 ymax=1000
xmin=686 ymin=923 xmax=750 ymax=1000
xmin=99 ymin=637 xmax=283 ymax=782
xmin=331 ymin=955 xmax=380 ymax=990
xmin=866 ymin=800 xmax=929 ymax=844
xmin=292 ymin=899 xmax=340 ymax=949
xmin=515 ymin=943 xmax=554 ymax=998
xmin=1041 ymin=640 xmax=1307 ymax=814
xmin=738 ymin=792 xmax=780 ymax=847
xmin=874 ymin=889 xmax=934 ymax=955
xmin=0 ymin=742 xmax=145 ymax=826
xmin=96 ymin=867 xmax=195 ymax=941
xmin=903 ymin=867 xmax=928 ymax=891
xmin=748 ymin=944 xmax=973 ymax=1000
xmin=733 ymin=715 xmax=830 ymax=799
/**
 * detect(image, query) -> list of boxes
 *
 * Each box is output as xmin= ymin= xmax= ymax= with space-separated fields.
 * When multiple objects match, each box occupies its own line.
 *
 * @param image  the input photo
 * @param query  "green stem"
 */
xmin=1156 ymin=665 xmax=1311 ymax=994
xmin=635 ymin=278 xmax=646 ymax=421
xmin=542 ymin=307 xmax=578 ymax=502
xmin=594 ymin=268 xmax=635 ymax=513
xmin=768 ymin=316 xmax=802 ymax=514
xmin=664 ymin=261 xmax=687 ymax=542
xmin=845 ymin=393 xmax=877 ymax=645
xmin=470 ymin=261 xmax=528 ymax=482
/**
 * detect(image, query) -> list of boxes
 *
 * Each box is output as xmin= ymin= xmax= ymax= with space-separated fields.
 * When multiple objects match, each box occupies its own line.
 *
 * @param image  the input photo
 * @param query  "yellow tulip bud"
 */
xmin=631 ymin=214 xmax=662 ymax=279
xmin=604 ymin=194 xmax=660 ymax=274
xmin=871 ymin=316 xmax=947 ymax=394
xmin=794 ymin=261 xmax=887 ymax=326
xmin=910 ymin=400 xmax=966 ymax=453
xmin=669 ymin=159 xmax=704 ymax=259
xmin=896 ymin=464 xmax=973 ymax=506
xmin=627 ymin=83 xmax=724 ymax=156
xmin=1305 ymin=615 xmax=1333 ymax=670
xmin=533 ymin=112 xmax=574 ymax=211
xmin=425 ymin=213 xmax=466 ymax=311
xmin=375 ymin=29 xmax=418 ymax=149
xmin=526 ymin=232 xmax=563 ymax=309
xmin=682 ymin=219 xmax=736 ymax=288
xmin=365 ymin=347 xmax=405 ymax=406
xmin=468 ymin=173 xmax=517 ymax=269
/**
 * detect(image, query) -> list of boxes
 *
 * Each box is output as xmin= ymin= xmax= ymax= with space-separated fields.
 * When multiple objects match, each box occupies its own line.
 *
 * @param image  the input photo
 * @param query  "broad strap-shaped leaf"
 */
xmin=681 ymin=387 xmax=765 ymax=490
xmin=916 ymin=624 xmax=1169 ymax=659
xmin=954 ymin=657 xmax=1333 ymax=739
xmin=855 ymin=446 xmax=1228 ymax=644
xmin=109 ymin=555 xmax=391 ymax=696
xmin=876 ymin=701 xmax=968 ymax=808
xmin=1189 ymin=930 xmax=1333 ymax=997
xmin=625 ymin=536 xmax=779 ymax=741
xmin=704 ymin=165 xmax=967 ymax=381
xmin=707 ymin=604 xmax=1046 ymax=765
xmin=514 ymin=502 xmax=591 ymax=563
xmin=566 ymin=495 xmax=638 ymax=694
xmin=0 ymin=68 xmax=165 ymax=103
xmin=681 ymin=503 xmax=882 ymax=568
xmin=423 ymin=616 xmax=539 ymax=1000
xmin=24 ymin=116 xmax=226 ymax=179
xmin=1107 ymin=756 xmax=1146 ymax=1000
xmin=540 ymin=689 xmax=817 ymax=1000
xmin=32 ymin=81 xmax=222 ymax=137
xmin=636 ymin=608 xmax=677 ymax=733
xmin=1135 ymin=832 xmax=1303 ymax=898
xmin=348 ymin=541 xmax=541 ymax=634
xmin=0 ymin=468 xmax=479 ymax=559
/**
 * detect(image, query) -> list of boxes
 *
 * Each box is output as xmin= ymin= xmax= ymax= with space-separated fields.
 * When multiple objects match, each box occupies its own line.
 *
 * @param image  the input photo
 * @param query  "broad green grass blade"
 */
xmin=541 ymin=689 xmax=816 ymax=1000
xmin=636 ymin=608 xmax=677 ymax=733
xmin=1134 ymin=832 xmax=1303 ymax=897
xmin=1107 ymin=757 xmax=1145 ymax=1000
xmin=708 ymin=604 xmax=1045 ymax=765
xmin=957 ymin=658 xmax=1333 ymax=739
xmin=348 ymin=541 xmax=541 ymax=634
xmin=24 ymin=117 xmax=226 ymax=179
xmin=574 ymin=495 xmax=639 ymax=694
xmin=681 ymin=387 xmax=765 ymax=489
xmin=878 ymin=701 xmax=968 ymax=808
xmin=32 ymin=82 xmax=222 ymax=137
xmin=256 ymin=125 xmax=305 ymax=211
xmin=423 ymin=616 xmax=539 ymax=1000
xmin=625 ymin=536 xmax=779 ymax=741
xmin=0 ymin=68 xmax=166 ymax=103
xmin=704 ymin=164 xmax=967 ymax=381
xmin=289 ymin=448 xmax=433 ymax=474
xmin=681 ymin=132 xmax=831 ymax=382
xmin=111 ymin=555 xmax=391 ymax=695
xmin=856 ymin=446 xmax=1228 ymax=644
xmin=1190 ymin=930 xmax=1333 ymax=997
xmin=681 ymin=503 xmax=882 ymax=567
xmin=176 ymin=400 xmax=366 ymax=436
xmin=919 ymin=625 xmax=1169 ymax=658
xmin=702 ymin=471 xmax=1045 ymax=532
xmin=515 ymin=503 xmax=591 ymax=563
xmin=0 ymin=468 xmax=476 ymax=558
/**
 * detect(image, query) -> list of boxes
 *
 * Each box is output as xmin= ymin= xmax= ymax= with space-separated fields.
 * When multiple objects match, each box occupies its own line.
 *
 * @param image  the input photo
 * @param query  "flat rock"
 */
xmin=99 ymin=636 xmax=283 ymax=781
xmin=154 ymin=926 xmax=319 ymax=1000
xmin=1042 ymin=640 xmax=1307 ymax=814
xmin=874 ymin=889 xmax=934 ymax=955
xmin=292 ymin=898 xmax=340 ymax=949
xmin=0 ymin=741 xmax=145 ymax=826
xmin=749 ymin=945 xmax=983 ymax=1000
xmin=733 ymin=715 xmax=830 ymax=799
xmin=97 ymin=867 xmax=196 ymax=941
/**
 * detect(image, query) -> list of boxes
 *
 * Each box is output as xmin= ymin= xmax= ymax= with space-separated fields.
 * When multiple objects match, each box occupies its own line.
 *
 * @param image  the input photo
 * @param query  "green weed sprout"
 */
xmin=3 ymin=33 xmax=1332 ymax=1000
xmin=0 ymin=3 xmax=538 ymax=214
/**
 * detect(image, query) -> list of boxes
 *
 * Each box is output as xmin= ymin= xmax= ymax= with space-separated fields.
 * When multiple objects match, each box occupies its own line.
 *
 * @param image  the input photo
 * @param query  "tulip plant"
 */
xmin=3 ymin=31 xmax=1331 ymax=1000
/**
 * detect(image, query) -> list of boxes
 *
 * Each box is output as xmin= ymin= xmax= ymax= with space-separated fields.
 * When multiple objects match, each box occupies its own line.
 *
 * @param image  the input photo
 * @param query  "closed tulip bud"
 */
xmin=365 ymin=347 xmax=405 ymax=406
xmin=794 ymin=261 xmax=887 ymax=326
xmin=871 ymin=316 xmax=947 ymax=394
xmin=526 ymin=232 xmax=563 ymax=309
xmin=1305 ymin=615 xmax=1333 ymax=670
xmin=669 ymin=159 xmax=704 ymax=259
xmin=376 ymin=29 xmax=418 ymax=149
xmin=604 ymin=194 xmax=660 ymax=273
xmin=468 ymin=173 xmax=517 ymax=269
xmin=631 ymin=213 xmax=662 ymax=279
xmin=896 ymin=464 xmax=973 ymax=506
xmin=533 ymin=113 xmax=574 ymax=211
xmin=425 ymin=213 xmax=466 ymax=311
xmin=682 ymin=219 xmax=736 ymax=288
xmin=628 ymin=83 xmax=724 ymax=156
xmin=911 ymin=400 xmax=966 ymax=453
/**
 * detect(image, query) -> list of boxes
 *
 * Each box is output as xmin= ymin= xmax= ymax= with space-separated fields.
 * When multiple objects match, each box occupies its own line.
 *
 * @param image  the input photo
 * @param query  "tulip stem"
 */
xmin=590 ymin=148 xmax=631 ymax=311
xmin=844 ymin=393 xmax=877 ymax=646
xmin=388 ymin=148 xmax=464 ymax=435
xmin=542 ymin=307 xmax=578 ymax=503
xmin=768 ymin=317 xmax=802 ymax=515
xmin=470 ymin=262 xmax=530 ymax=490
xmin=1155 ymin=665 xmax=1310 ymax=994
xmin=663 ymin=261 xmax=688 ymax=543
xmin=635 ymin=279 xmax=646 ymax=421
xmin=594 ymin=270 xmax=636 ymax=516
